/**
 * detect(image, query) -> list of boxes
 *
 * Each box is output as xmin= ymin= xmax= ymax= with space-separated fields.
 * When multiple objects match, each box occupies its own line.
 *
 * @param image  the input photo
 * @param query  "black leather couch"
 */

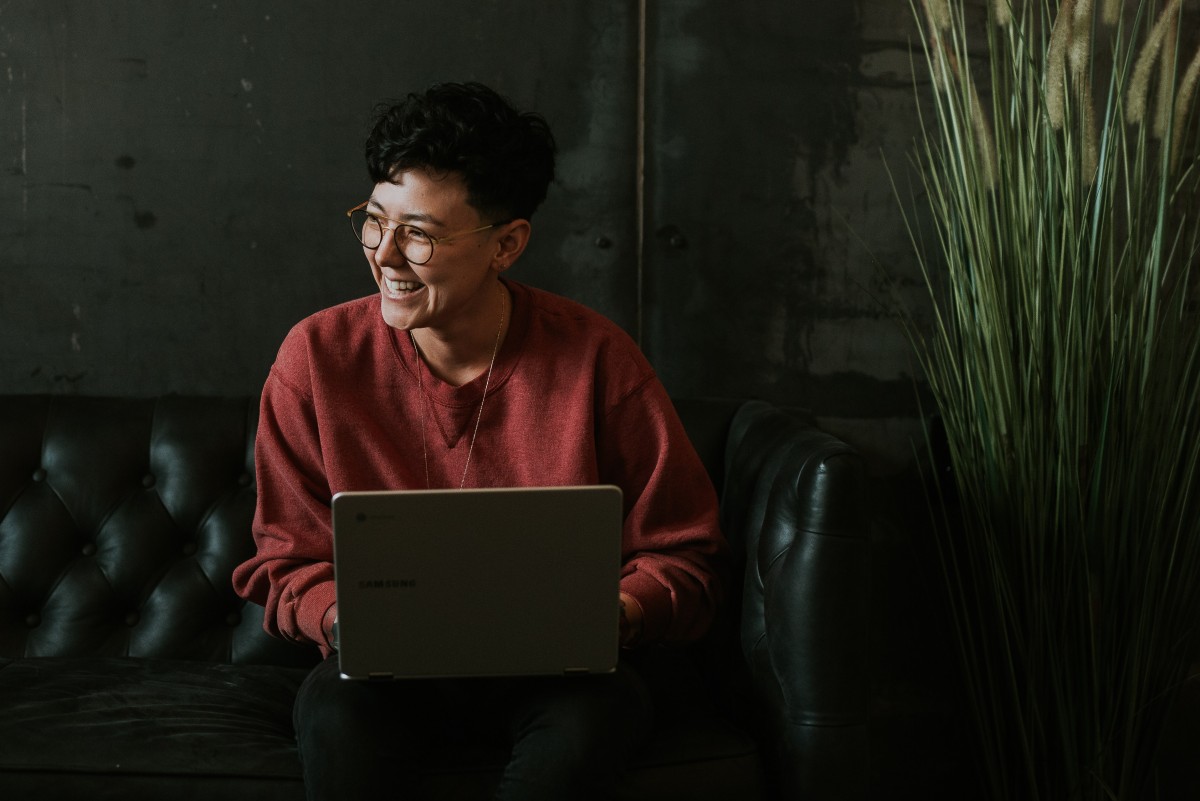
xmin=0 ymin=394 xmax=868 ymax=800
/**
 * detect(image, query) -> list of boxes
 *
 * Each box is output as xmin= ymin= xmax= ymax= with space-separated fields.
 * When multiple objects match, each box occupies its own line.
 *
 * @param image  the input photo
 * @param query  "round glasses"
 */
xmin=346 ymin=202 xmax=506 ymax=265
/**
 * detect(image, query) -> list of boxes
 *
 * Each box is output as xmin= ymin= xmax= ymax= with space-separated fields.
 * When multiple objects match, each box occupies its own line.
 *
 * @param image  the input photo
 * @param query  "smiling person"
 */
xmin=232 ymin=82 xmax=726 ymax=801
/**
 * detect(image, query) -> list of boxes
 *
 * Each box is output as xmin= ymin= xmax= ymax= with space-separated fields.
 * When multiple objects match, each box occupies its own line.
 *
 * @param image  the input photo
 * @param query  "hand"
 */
xmin=322 ymin=604 xmax=339 ymax=650
xmin=618 ymin=592 xmax=643 ymax=648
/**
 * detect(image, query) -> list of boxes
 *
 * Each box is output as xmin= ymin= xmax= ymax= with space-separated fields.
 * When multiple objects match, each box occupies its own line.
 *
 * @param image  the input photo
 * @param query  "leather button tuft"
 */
xmin=225 ymin=611 xmax=241 ymax=627
xmin=181 ymin=541 xmax=198 ymax=556
xmin=25 ymin=613 xmax=40 ymax=628
xmin=32 ymin=468 xmax=47 ymax=482
xmin=124 ymin=612 xmax=140 ymax=627
xmin=142 ymin=474 xmax=156 ymax=488
xmin=237 ymin=472 xmax=252 ymax=487
xmin=81 ymin=543 xmax=97 ymax=557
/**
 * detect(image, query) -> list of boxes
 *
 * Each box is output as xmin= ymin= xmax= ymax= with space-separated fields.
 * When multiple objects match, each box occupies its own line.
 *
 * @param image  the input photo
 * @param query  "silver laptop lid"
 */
xmin=332 ymin=485 xmax=622 ymax=680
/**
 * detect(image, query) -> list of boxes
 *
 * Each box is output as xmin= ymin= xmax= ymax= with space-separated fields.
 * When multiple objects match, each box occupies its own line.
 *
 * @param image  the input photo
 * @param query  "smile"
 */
xmin=384 ymin=278 xmax=425 ymax=294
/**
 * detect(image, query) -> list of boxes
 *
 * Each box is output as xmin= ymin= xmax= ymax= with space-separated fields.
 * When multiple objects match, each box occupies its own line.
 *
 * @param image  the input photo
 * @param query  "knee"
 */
xmin=503 ymin=696 xmax=639 ymax=801
xmin=293 ymin=658 xmax=380 ymax=750
xmin=508 ymin=669 xmax=652 ymax=771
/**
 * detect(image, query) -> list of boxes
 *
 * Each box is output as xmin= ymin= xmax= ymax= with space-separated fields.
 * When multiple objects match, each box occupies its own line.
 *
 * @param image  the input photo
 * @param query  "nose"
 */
xmin=374 ymin=225 xmax=409 ymax=266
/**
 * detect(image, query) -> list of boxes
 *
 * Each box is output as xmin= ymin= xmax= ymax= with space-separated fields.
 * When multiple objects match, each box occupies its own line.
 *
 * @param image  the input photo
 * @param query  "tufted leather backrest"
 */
xmin=0 ymin=396 xmax=318 ymax=667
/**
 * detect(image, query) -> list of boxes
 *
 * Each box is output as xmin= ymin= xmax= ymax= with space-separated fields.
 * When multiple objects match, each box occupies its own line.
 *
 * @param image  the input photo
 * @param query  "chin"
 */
xmin=379 ymin=297 xmax=414 ymax=332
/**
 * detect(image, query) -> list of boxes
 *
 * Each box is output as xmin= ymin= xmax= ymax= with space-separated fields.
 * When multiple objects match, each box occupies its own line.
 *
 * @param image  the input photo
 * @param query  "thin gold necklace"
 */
xmin=409 ymin=284 xmax=506 ymax=489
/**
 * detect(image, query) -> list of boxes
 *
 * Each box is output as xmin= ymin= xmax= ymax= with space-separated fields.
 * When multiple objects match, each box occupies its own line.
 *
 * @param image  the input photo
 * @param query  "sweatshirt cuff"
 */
xmin=296 ymin=579 xmax=338 ymax=647
xmin=619 ymin=571 xmax=673 ymax=645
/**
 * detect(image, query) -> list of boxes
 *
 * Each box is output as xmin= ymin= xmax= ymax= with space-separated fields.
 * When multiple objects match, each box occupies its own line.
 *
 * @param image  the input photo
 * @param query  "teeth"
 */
xmin=385 ymin=279 xmax=423 ymax=292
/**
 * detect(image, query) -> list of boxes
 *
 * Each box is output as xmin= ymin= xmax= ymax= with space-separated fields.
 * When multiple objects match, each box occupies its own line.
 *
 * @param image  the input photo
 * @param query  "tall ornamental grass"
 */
xmin=901 ymin=0 xmax=1200 ymax=798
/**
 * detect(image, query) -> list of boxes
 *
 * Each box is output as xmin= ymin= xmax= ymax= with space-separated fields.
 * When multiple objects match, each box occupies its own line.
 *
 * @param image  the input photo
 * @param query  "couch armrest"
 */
xmin=722 ymin=400 xmax=869 ymax=800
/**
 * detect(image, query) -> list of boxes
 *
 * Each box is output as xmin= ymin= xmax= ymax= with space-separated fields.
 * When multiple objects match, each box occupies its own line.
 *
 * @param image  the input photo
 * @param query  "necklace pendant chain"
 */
xmin=410 ymin=284 xmax=507 ymax=490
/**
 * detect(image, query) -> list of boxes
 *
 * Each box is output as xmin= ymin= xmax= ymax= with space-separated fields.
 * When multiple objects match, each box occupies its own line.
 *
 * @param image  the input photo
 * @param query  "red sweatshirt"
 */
xmin=232 ymin=279 xmax=725 ymax=656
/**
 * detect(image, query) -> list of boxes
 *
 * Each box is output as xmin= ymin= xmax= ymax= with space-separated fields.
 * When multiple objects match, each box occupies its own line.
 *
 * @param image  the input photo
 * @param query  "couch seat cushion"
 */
xmin=0 ymin=656 xmax=308 ymax=799
xmin=0 ymin=655 xmax=765 ymax=800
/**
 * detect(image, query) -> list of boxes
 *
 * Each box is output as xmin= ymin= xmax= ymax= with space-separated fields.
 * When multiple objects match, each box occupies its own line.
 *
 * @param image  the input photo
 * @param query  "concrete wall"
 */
xmin=643 ymin=0 xmax=929 ymax=470
xmin=0 ymin=0 xmax=932 ymax=469
xmin=1 ymin=1 xmax=641 ymax=396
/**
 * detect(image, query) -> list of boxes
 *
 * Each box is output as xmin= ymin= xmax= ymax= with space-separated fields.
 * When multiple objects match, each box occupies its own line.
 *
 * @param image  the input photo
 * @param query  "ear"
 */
xmin=490 ymin=219 xmax=532 ymax=274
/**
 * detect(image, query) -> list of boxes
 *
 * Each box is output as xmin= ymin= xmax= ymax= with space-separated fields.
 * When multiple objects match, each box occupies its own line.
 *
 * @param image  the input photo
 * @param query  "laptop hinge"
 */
xmin=367 ymin=672 xmax=395 ymax=680
xmin=562 ymin=667 xmax=591 ymax=675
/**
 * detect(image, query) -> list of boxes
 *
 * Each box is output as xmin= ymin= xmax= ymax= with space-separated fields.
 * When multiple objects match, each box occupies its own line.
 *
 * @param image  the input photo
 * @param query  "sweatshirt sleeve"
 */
xmin=601 ymin=376 xmax=727 ymax=646
xmin=231 ymin=335 xmax=337 ymax=655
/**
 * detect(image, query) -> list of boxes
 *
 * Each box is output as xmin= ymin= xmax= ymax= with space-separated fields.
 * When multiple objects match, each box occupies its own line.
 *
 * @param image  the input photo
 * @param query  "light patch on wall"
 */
xmin=240 ymin=78 xmax=263 ymax=135
xmin=804 ymin=318 xmax=912 ymax=381
xmin=654 ymin=0 xmax=707 ymax=76
xmin=71 ymin=304 xmax=82 ymax=352
xmin=764 ymin=308 xmax=789 ymax=368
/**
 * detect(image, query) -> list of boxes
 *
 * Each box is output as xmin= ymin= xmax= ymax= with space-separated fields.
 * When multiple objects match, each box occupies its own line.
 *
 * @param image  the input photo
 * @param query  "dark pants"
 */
xmin=294 ymin=654 xmax=654 ymax=801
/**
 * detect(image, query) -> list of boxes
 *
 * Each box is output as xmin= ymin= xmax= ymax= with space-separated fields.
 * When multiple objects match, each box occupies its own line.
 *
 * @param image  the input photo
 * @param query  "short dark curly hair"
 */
xmin=364 ymin=82 xmax=557 ymax=222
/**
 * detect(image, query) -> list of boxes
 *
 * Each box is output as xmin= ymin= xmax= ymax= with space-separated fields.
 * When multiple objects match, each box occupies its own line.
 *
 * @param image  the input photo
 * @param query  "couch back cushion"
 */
xmin=0 ymin=395 xmax=742 ymax=667
xmin=0 ymin=396 xmax=318 ymax=666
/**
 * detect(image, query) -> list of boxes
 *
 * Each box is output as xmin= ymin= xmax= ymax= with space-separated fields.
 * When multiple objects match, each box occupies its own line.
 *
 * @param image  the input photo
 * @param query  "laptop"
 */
xmin=331 ymin=485 xmax=623 ymax=680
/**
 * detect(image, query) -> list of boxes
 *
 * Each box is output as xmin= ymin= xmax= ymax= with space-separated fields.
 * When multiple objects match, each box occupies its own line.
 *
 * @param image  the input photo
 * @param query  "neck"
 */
xmin=411 ymin=282 xmax=509 ymax=387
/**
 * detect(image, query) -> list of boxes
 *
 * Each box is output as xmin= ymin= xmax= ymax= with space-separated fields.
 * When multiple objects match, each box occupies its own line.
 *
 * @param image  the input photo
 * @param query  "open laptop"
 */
xmin=331 ymin=485 xmax=623 ymax=680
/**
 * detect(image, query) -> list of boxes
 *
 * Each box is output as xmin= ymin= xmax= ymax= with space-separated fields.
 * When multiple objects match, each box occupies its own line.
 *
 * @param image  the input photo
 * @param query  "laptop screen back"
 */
xmin=332 ymin=485 xmax=622 ymax=680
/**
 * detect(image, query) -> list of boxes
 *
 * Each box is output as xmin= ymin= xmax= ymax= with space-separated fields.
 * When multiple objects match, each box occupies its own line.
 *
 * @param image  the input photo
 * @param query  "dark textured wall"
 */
xmin=1 ymin=1 xmax=641 ymax=396
xmin=643 ymin=0 xmax=927 ymax=469
xmin=646 ymin=2 xmax=906 ymax=403
xmin=1 ymin=0 xmax=930 ymax=469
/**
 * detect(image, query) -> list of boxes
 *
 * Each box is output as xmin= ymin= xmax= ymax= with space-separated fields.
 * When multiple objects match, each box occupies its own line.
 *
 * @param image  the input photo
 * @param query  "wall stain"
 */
xmin=115 ymin=58 xmax=148 ymax=79
xmin=115 ymin=155 xmax=136 ymax=170
xmin=134 ymin=211 xmax=157 ymax=229
xmin=38 ymin=182 xmax=93 ymax=192
xmin=70 ymin=304 xmax=83 ymax=353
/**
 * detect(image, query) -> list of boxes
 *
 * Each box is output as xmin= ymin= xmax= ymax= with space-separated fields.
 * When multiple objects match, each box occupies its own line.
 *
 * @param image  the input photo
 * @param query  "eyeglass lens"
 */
xmin=349 ymin=210 xmax=434 ymax=264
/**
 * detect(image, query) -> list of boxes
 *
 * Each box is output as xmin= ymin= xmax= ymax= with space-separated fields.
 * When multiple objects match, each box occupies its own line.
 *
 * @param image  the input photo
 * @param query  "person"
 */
xmin=232 ymin=81 xmax=726 ymax=801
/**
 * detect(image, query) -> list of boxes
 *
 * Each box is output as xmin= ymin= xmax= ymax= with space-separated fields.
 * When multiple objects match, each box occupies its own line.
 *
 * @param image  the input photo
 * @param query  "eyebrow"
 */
xmin=366 ymin=198 xmax=445 ymax=228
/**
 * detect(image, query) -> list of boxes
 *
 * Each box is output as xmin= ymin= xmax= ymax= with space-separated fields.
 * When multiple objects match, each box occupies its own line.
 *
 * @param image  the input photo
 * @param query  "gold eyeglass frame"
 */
xmin=346 ymin=201 xmax=507 ymax=265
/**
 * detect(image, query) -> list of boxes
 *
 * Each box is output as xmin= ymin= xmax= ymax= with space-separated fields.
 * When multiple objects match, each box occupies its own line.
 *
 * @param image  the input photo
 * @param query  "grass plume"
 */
xmin=1173 ymin=44 xmax=1200 ymax=167
xmin=898 ymin=1 xmax=1200 ymax=798
xmin=1127 ymin=0 xmax=1183 ymax=125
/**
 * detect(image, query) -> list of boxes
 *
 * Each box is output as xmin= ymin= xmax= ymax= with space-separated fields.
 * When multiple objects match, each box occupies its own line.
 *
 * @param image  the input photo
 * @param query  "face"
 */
xmin=363 ymin=169 xmax=511 ymax=335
